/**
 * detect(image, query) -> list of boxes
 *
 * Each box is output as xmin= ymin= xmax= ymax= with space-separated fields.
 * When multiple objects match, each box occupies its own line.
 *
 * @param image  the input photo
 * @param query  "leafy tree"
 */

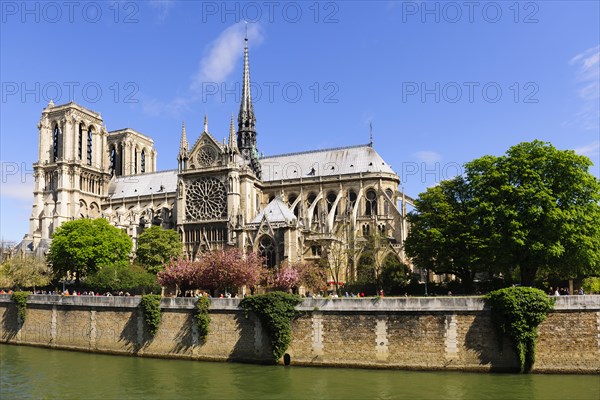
xmin=405 ymin=177 xmax=491 ymax=293
xmin=269 ymin=264 xmax=301 ymax=291
xmin=581 ymin=277 xmax=600 ymax=294
xmin=380 ymin=255 xmax=411 ymax=295
xmin=354 ymin=232 xmax=390 ymax=290
xmin=406 ymin=141 xmax=600 ymax=288
xmin=1 ymin=257 xmax=52 ymax=291
xmin=467 ymin=141 xmax=600 ymax=286
xmin=47 ymin=218 xmax=132 ymax=284
xmin=318 ymin=241 xmax=349 ymax=294
xmin=135 ymin=226 xmax=182 ymax=274
xmin=158 ymin=249 xmax=266 ymax=295
xmin=198 ymin=249 xmax=265 ymax=294
xmin=157 ymin=258 xmax=199 ymax=292
xmin=294 ymin=261 xmax=325 ymax=293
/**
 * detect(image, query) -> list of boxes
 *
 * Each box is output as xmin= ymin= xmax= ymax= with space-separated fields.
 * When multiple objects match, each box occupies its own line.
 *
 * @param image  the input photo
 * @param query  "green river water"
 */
xmin=0 ymin=344 xmax=598 ymax=400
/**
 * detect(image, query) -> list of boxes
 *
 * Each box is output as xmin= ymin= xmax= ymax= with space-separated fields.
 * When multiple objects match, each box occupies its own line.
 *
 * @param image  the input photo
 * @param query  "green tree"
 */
xmin=405 ymin=177 xmax=491 ymax=293
xmin=47 ymin=218 xmax=132 ymax=284
xmin=467 ymin=141 xmax=600 ymax=286
xmin=380 ymin=255 xmax=411 ymax=295
xmin=0 ymin=257 xmax=52 ymax=291
xmin=135 ymin=226 xmax=182 ymax=273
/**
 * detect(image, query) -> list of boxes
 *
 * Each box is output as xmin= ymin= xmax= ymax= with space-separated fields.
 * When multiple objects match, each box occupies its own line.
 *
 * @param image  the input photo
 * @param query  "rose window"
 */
xmin=185 ymin=177 xmax=227 ymax=220
xmin=197 ymin=146 xmax=216 ymax=167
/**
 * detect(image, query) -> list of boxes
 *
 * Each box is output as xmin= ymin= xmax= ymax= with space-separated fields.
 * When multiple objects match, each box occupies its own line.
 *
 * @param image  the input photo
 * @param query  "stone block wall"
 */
xmin=0 ymin=295 xmax=598 ymax=373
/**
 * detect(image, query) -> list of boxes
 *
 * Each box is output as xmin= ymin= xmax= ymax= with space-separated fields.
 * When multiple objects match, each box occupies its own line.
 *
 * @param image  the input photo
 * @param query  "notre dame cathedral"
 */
xmin=20 ymin=37 xmax=413 ymax=282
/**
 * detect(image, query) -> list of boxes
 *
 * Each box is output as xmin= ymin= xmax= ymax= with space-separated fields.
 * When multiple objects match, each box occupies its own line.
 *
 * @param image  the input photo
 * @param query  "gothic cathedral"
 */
xmin=20 ymin=37 xmax=413 ymax=283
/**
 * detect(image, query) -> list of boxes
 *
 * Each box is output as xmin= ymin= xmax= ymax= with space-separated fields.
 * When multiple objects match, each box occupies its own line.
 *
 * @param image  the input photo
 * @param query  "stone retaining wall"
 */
xmin=1 ymin=295 xmax=598 ymax=373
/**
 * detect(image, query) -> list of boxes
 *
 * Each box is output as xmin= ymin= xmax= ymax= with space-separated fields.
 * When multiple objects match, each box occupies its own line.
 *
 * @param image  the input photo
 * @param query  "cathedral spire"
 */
xmin=178 ymin=121 xmax=189 ymax=172
xmin=237 ymin=32 xmax=260 ymax=178
xmin=238 ymin=32 xmax=255 ymax=134
xmin=179 ymin=121 xmax=188 ymax=152
xmin=229 ymin=113 xmax=238 ymax=153
xmin=203 ymin=114 xmax=208 ymax=133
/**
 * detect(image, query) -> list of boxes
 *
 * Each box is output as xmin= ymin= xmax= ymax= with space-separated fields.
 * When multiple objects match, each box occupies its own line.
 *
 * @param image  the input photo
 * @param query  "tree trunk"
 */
xmin=520 ymin=266 xmax=537 ymax=287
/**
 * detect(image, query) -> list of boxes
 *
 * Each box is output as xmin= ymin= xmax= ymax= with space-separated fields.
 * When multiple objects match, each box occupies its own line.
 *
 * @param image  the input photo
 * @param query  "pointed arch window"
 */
xmin=109 ymin=145 xmax=116 ymax=176
xmin=87 ymin=127 xmax=93 ymax=166
xmin=134 ymin=149 xmax=138 ymax=174
xmin=141 ymin=150 xmax=146 ymax=173
xmin=259 ymin=236 xmax=276 ymax=268
xmin=78 ymin=124 xmax=83 ymax=160
xmin=384 ymin=189 xmax=393 ymax=215
xmin=118 ymin=142 xmax=124 ymax=176
xmin=365 ymin=189 xmax=377 ymax=216
xmin=52 ymin=124 xmax=60 ymax=162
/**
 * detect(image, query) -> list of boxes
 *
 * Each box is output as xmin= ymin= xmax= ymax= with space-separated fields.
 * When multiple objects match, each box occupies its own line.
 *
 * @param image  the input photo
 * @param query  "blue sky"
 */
xmin=1 ymin=1 xmax=599 ymax=243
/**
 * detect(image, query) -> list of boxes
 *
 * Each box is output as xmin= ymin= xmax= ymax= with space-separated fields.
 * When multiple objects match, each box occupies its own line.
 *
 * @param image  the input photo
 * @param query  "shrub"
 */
xmin=84 ymin=263 xmax=160 ymax=294
xmin=140 ymin=294 xmax=162 ymax=336
xmin=11 ymin=291 xmax=29 ymax=323
xmin=196 ymin=296 xmax=211 ymax=342
xmin=240 ymin=291 xmax=301 ymax=362
xmin=486 ymin=287 xmax=554 ymax=372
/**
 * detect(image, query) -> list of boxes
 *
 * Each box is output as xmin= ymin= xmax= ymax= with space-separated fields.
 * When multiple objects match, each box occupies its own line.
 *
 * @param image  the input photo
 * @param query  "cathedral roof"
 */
xmin=107 ymin=170 xmax=178 ymax=199
xmin=250 ymin=197 xmax=297 ymax=225
xmin=259 ymin=144 xmax=395 ymax=182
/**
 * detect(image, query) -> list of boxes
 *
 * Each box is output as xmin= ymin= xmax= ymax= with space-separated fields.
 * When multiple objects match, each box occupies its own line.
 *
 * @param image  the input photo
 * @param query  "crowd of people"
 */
xmin=549 ymin=287 xmax=584 ymax=296
xmin=0 ymin=289 xmax=135 ymax=296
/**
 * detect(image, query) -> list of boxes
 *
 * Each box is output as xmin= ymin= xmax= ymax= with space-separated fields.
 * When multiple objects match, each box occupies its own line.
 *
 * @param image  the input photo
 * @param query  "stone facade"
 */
xmin=1 ymin=295 xmax=598 ymax=373
xmin=18 ymin=37 xmax=413 ymax=284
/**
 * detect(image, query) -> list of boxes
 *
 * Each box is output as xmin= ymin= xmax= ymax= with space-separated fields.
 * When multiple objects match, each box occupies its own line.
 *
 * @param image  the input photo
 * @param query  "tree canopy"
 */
xmin=0 ymin=257 xmax=52 ymax=290
xmin=405 ymin=176 xmax=492 ymax=293
xmin=158 ymin=249 xmax=265 ymax=294
xmin=405 ymin=140 xmax=600 ymax=289
xmin=135 ymin=226 xmax=182 ymax=273
xmin=47 ymin=218 xmax=132 ymax=283
xmin=467 ymin=141 xmax=600 ymax=285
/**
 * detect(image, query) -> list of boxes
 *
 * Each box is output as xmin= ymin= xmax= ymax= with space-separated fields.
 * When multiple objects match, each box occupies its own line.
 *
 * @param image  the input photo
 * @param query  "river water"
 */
xmin=1 ymin=344 xmax=598 ymax=400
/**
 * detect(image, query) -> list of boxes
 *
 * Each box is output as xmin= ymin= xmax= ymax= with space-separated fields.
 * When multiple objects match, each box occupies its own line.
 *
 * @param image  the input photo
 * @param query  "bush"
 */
xmin=11 ymin=291 xmax=29 ymax=323
xmin=140 ymin=294 xmax=162 ymax=336
xmin=581 ymin=277 xmax=600 ymax=294
xmin=196 ymin=296 xmax=211 ymax=342
xmin=84 ymin=263 xmax=160 ymax=294
xmin=240 ymin=291 xmax=301 ymax=362
xmin=381 ymin=262 xmax=411 ymax=295
xmin=486 ymin=287 xmax=554 ymax=372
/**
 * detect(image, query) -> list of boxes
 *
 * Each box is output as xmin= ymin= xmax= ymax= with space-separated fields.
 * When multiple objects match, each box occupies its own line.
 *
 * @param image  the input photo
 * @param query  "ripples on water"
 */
xmin=1 ymin=344 xmax=598 ymax=400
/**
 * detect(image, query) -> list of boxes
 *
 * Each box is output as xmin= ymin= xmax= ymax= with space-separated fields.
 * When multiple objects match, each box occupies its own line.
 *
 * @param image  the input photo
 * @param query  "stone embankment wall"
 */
xmin=0 ymin=295 xmax=598 ymax=373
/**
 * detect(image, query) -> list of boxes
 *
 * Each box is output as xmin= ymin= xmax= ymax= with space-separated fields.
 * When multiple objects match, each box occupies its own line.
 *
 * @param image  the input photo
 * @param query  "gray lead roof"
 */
xmin=259 ymin=144 xmax=395 ymax=181
xmin=107 ymin=145 xmax=396 ymax=199
xmin=107 ymin=170 xmax=178 ymax=200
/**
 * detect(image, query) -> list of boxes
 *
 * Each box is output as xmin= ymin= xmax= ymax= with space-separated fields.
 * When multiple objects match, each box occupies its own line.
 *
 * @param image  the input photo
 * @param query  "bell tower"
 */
xmin=26 ymin=101 xmax=110 ymax=253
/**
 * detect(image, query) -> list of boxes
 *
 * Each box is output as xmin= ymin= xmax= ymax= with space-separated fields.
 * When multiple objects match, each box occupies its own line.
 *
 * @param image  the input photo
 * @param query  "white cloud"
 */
xmin=574 ymin=140 xmax=600 ymax=158
xmin=414 ymin=150 xmax=442 ymax=163
xmin=141 ymin=22 xmax=264 ymax=118
xmin=191 ymin=22 xmax=263 ymax=91
xmin=569 ymin=45 xmax=600 ymax=129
